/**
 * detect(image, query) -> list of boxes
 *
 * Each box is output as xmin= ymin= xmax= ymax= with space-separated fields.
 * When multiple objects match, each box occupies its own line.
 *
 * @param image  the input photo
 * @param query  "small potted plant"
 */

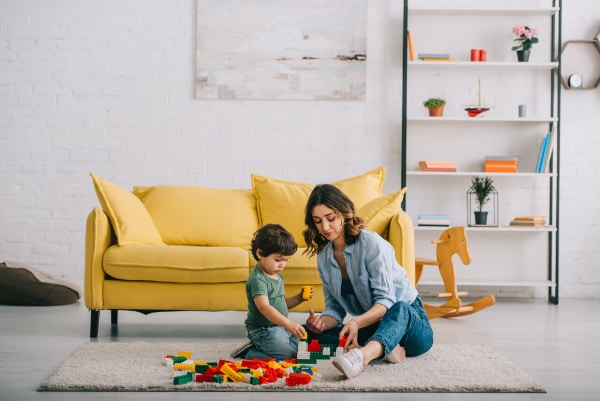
xmin=511 ymin=26 xmax=539 ymax=62
xmin=468 ymin=176 xmax=496 ymax=225
xmin=423 ymin=97 xmax=446 ymax=117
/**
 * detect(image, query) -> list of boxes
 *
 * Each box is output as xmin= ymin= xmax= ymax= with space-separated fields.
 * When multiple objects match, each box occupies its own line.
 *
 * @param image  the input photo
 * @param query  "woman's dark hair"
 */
xmin=251 ymin=223 xmax=298 ymax=261
xmin=303 ymin=184 xmax=365 ymax=257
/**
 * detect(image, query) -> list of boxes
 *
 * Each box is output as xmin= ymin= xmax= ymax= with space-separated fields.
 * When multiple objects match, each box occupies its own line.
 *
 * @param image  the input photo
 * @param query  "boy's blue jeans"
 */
xmin=244 ymin=326 xmax=299 ymax=360
xmin=307 ymin=296 xmax=433 ymax=359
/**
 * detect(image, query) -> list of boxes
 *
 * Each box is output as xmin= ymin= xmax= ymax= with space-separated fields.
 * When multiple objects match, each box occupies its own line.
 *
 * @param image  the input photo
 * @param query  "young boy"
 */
xmin=230 ymin=223 xmax=313 ymax=360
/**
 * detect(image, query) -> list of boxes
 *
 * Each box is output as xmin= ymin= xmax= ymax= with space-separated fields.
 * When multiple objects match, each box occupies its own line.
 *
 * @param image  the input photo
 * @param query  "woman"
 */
xmin=303 ymin=184 xmax=433 ymax=379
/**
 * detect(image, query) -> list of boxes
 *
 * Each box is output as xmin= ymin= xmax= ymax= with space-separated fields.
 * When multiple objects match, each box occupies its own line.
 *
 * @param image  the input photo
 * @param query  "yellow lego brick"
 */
xmin=221 ymin=364 xmax=244 ymax=382
xmin=177 ymin=351 xmax=192 ymax=359
xmin=173 ymin=363 xmax=195 ymax=372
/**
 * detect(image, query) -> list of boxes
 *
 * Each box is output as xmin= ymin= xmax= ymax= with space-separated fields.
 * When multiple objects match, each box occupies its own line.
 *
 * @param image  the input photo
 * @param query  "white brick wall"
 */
xmin=0 ymin=0 xmax=598 ymax=299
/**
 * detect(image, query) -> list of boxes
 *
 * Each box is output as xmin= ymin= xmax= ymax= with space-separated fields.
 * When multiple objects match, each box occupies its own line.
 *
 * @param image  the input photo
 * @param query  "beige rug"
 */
xmin=38 ymin=342 xmax=545 ymax=392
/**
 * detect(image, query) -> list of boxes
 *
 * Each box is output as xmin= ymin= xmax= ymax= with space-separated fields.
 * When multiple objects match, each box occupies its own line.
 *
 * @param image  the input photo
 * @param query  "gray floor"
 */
xmin=0 ymin=298 xmax=598 ymax=401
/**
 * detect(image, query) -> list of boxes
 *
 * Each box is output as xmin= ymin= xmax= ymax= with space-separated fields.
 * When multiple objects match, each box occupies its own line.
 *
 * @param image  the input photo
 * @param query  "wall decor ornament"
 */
xmin=195 ymin=0 xmax=367 ymax=101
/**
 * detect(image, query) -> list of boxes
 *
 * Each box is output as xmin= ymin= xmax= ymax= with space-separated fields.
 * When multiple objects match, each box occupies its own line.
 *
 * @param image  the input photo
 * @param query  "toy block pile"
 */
xmin=164 ymin=351 xmax=318 ymax=387
xmin=296 ymin=336 xmax=347 ymax=364
xmin=165 ymin=336 xmax=348 ymax=387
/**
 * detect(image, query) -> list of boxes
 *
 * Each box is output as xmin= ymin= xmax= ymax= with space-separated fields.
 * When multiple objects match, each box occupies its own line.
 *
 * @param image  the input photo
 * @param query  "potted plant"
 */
xmin=511 ymin=26 xmax=539 ymax=62
xmin=423 ymin=97 xmax=446 ymax=117
xmin=468 ymin=176 xmax=496 ymax=225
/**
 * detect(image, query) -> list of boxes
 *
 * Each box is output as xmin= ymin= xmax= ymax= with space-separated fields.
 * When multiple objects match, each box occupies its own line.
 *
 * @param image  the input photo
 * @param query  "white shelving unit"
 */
xmin=401 ymin=0 xmax=561 ymax=303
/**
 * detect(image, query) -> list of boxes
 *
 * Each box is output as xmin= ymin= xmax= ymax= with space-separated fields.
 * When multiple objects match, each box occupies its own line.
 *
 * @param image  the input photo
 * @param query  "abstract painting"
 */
xmin=195 ymin=0 xmax=367 ymax=101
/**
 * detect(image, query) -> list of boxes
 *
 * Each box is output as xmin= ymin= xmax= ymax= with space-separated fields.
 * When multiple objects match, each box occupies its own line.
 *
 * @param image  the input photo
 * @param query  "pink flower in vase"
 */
xmin=511 ymin=26 xmax=539 ymax=51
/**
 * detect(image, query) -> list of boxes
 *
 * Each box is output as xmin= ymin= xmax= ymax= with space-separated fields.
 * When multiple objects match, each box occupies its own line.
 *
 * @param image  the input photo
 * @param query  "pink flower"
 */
xmin=511 ymin=26 xmax=539 ymax=51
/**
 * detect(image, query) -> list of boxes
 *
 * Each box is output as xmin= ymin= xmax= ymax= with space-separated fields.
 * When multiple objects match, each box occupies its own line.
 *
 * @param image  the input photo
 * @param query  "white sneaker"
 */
xmin=331 ymin=348 xmax=364 ymax=379
xmin=384 ymin=344 xmax=406 ymax=363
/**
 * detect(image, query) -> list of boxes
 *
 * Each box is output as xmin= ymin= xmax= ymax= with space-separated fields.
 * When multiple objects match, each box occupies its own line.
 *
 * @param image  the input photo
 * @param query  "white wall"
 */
xmin=0 ymin=0 xmax=598 ymax=298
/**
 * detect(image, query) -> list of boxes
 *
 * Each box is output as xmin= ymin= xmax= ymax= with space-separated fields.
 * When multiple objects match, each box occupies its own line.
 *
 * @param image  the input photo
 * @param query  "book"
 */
xmin=418 ymin=53 xmax=450 ymax=59
xmin=418 ymin=214 xmax=450 ymax=226
xmin=509 ymin=215 xmax=546 ymax=227
xmin=418 ymin=214 xmax=451 ymax=220
xmin=485 ymin=165 xmax=518 ymax=173
xmin=422 ymin=58 xmax=455 ymax=62
xmin=542 ymin=125 xmax=557 ymax=173
xmin=484 ymin=160 xmax=519 ymax=165
xmin=510 ymin=220 xmax=546 ymax=227
xmin=419 ymin=160 xmax=457 ymax=172
xmin=512 ymin=216 xmax=546 ymax=221
xmin=484 ymin=155 xmax=519 ymax=172
xmin=536 ymin=132 xmax=551 ymax=173
xmin=422 ymin=167 xmax=457 ymax=172
xmin=407 ymin=30 xmax=416 ymax=61
xmin=484 ymin=155 xmax=520 ymax=162
xmin=419 ymin=161 xmax=456 ymax=168
xmin=418 ymin=221 xmax=450 ymax=226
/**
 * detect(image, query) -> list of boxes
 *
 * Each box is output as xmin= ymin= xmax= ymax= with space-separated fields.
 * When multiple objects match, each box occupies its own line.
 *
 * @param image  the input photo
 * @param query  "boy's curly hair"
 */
xmin=251 ymin=223 xmax=298 ymax=261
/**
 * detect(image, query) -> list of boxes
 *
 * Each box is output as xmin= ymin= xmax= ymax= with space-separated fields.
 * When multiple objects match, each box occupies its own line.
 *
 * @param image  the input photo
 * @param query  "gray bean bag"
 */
xmin=0 ymin=261 xmax=81 ymax=306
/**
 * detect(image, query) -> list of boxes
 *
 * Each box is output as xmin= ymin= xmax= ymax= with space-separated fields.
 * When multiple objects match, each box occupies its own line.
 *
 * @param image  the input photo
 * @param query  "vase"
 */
xmin=516 ymin=50 xmax=530 ymax=62
xmin=428 ymin=106 xmax=444 ymax=117
xmin=474 ymin=211 xmax=488 ymax=225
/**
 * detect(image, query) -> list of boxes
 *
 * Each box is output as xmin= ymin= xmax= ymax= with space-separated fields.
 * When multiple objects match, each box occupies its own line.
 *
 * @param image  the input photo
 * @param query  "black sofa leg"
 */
xmin=111 ymin=310 xmax=118 ymax=325
xmin=90 ymin=310 xmax=99 ymax=338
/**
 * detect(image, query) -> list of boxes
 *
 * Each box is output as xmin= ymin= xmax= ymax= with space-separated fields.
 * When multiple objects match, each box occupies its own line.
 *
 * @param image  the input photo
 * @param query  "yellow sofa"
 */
xmin=85 ymin=167 xmax=415 ymax=337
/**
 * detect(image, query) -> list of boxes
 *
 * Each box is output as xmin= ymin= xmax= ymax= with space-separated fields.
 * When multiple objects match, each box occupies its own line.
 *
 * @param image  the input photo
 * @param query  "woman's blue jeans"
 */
xmin=244 ymin=326 xmax=299 ymax=360
xmin=307 ymin=296 xmax=433 ymax=359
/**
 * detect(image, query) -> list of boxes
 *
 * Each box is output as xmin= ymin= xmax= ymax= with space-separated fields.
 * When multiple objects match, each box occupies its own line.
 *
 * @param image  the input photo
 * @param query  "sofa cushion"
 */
xmin=133 ymin=186 xmax=259 ymax=249
xmin=358 ymin=188 xmax=407 ymax=235
xmin=333 ymin=166 xmax=386 ymax=210
xmin=103 ymin=245 xmax=250 ymax=283
xmin=252 ymin=167 xmax=385 ymax=243
xmin=90 ymin=174 xmax=164 ymax=246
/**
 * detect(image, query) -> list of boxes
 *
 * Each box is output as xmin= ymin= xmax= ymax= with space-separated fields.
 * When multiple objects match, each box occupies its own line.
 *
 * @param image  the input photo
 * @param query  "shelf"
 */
xmin=402 ymin=0 xmax=560 ymax=304
xmin=408 ymin=61 xmax=558 ymax=70
xmin=417 ymin=279 xmax=556 ymax=288
xmin=415 ymin=226 xmax=556 ymax=233
xmin=407 ymin=116 xmax=558 ymax=123
xmin=407 ymin=171 xmax=554 ymax=178
xmin=409 ymin=8 xmax=560 ymax=16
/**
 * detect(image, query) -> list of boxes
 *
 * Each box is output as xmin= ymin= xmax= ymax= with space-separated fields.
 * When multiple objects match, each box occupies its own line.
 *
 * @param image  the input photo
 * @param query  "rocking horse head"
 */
xmin=436 ymin=226 xmax=471 ymax=266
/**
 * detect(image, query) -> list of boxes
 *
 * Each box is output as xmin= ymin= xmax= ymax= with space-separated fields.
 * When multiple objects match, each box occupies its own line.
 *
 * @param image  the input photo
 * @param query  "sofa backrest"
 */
xmin=133 ymin=185 xmax=259 ymax=249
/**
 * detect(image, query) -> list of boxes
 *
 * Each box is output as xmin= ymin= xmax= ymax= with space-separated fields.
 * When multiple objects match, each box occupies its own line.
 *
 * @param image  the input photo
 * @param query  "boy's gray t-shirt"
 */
xmin=245 ymin=265 xmax=288 ymax=331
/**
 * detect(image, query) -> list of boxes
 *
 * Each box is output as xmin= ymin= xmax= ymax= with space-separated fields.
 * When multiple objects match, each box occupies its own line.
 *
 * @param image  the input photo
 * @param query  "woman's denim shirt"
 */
xmin=317 ymin=230 xmax=418 ymax=325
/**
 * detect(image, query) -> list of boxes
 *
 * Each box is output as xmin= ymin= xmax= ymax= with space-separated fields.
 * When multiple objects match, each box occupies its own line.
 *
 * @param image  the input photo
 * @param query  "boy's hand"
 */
xmin=286 ymin=321 xmax=307 ymax=340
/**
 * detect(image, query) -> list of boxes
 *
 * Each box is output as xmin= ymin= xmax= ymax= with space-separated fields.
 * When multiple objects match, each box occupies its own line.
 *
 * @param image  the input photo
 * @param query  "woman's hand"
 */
xmin=339 ymin=319 xmax=360 ymax=350
xmin=305 ymin=309 xmax=327 ymax=334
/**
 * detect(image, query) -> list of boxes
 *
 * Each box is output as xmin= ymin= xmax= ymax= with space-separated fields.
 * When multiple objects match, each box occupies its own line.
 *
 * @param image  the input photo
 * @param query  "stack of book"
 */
xmin=484 ymin=156 xmax=519 ymax=173
xmin=418 ymin=53 xmax=454 ymax=62
xmin=418 ymin=214 xmax=451 ymax=227
xmin=509 ymin=216 xmax=546 ymax=227
xmin=419 ymin=161 xmax=457 ymax=172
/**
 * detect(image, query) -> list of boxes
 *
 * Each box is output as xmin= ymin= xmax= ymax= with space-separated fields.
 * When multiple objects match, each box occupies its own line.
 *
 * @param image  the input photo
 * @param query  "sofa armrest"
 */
xmin=385 ymin=211 xmax=416 ymax=286
xmin=84 ymin=207 xmax=114 ymax=309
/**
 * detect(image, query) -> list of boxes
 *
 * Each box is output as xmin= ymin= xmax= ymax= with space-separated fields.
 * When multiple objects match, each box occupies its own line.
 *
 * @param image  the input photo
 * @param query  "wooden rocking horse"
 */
xmin=415 ymin=226 xmax=495 ymax=319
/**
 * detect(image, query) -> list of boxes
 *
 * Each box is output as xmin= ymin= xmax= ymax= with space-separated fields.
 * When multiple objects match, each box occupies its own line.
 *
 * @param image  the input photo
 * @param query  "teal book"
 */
xmin=536 ymin=132 xmax=550 ymax=173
